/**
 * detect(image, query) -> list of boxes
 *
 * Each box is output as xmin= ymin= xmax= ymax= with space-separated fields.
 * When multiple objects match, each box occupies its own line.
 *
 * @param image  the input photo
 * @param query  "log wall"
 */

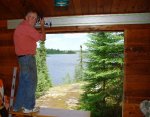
xmin=0 ymin=23 xmax=150 ymax=117
xmin=0 ymin=30 xmax=19 ymax=96
xmin=123 ymin=28 xmax=150 ymax=117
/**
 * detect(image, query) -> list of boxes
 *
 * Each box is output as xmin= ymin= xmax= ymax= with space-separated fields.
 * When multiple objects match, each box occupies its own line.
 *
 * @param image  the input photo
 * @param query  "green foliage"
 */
xmin=36 ymin=41 xmax=52 ymax=98
xmin=79 ymin=32 xmax=124 ymax=117
xmin=74 ymin=64 xmax=83 ymax=82
xmin=47 ymin=49 xmax=76 ymax=54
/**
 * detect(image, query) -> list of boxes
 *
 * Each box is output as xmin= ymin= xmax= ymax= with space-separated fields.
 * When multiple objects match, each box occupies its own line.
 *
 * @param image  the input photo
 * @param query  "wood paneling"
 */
xmin=124 ymin=103 xmax=143 ymax=117
xmin=0 ymin=21 xmax=150 ymax=117
xmin=0 ymin=20 xmax=7 ymax=29
xmin=72 ymin=0 xmax=82 ymax=15
xmin=124 ymin=28 xmax=150 ymax=117
xmin=0 ymin=0 xmax=150 ymax=116
xmin=0 ymin=0 xmax=150 ymax=20
xmin=0 ymin=31 xmax=19 ymax=96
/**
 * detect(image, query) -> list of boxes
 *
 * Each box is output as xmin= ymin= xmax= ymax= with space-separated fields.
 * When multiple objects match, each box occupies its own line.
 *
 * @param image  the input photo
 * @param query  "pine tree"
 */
xmin=36 ymin=41 xmax=52 ymax=98
xmin=80 ymin=32 xmax=124 ymax=117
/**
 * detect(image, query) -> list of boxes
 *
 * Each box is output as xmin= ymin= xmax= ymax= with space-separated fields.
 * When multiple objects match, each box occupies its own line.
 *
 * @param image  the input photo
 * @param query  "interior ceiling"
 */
xmin=0 ymin=0 xmax=150 ymax=20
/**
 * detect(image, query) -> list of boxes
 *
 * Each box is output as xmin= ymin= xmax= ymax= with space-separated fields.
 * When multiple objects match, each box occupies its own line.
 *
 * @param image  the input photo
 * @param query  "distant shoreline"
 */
xmin=46 ymin=49 xmax=76 ymax=54
xmin=46 ymin=48 xmax=88 ymax=54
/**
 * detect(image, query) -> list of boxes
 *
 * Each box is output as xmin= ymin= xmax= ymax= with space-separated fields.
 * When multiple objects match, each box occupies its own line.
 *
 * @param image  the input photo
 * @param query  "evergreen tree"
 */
xmin=80 ymin=32 xmax=124 ymax=117
xmin=36 ymin=41 xmax=52 ymax=98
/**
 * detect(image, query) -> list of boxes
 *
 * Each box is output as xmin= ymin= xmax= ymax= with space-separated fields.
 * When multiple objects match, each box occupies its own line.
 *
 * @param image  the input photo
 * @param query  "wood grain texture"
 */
xmin=0 ymin=20 xmax=7 ymax=28
xmin=0 ymin=23 xmax=150 ymax=117
xmin=0 ymin=0 xmax=150 ymax=20
xmin=0 ymin=31 xmax=18 ymax=96
xmin=123 ymin=28 xmax=150 ymax=117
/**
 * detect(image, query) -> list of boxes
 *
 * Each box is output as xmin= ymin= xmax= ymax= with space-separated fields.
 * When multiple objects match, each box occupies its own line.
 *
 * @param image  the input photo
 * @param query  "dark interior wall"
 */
xmin=0 ymin=24 xmax=150 ymax=117
xmin=0 ymin=30 xmax=19 ymax=96
xmin=123 ymin=28 xmax=150 ymax=117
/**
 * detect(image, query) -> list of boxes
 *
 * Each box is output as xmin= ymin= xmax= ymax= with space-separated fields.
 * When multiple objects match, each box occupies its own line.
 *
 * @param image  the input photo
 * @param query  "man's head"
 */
xmin=25 ymin=10 xmax=38 ymax=27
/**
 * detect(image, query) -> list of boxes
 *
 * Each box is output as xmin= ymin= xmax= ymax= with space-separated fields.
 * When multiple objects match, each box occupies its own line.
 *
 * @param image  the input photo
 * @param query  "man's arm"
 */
xmin=40 ymin=18 xmax=46 ymax=41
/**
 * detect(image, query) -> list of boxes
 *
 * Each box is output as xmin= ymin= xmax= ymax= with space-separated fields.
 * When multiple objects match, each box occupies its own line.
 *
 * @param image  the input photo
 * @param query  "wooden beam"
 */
xmin=7 ymin=13 xmax=150 ymax=29
xmin=44 ymin=24 xmax=150 ymax=33
xmin=1 ymin=24 xmax=150 ymax=34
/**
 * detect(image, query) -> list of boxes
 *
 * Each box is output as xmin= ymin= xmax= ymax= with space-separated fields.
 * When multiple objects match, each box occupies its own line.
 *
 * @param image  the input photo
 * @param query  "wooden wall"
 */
xmin=0 ymin=23 xmax=150 ymax=117
xmin=123 ymin=28 xmax=150 ymax=117
xmin=0 ymin=30 xmax=19 ymax=96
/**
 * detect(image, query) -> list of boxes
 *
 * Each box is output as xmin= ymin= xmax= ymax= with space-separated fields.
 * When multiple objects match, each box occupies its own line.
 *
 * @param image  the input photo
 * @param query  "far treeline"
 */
xmin=46 ymin=49 xmax=87 ymax=54
xmin=46 ymin=49 xmax=76 ymax=54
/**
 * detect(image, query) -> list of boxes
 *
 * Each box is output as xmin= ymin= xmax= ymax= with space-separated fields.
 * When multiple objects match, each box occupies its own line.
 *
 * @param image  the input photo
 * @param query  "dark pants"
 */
xmin=13 ymin=55 xmax=37 ymax=110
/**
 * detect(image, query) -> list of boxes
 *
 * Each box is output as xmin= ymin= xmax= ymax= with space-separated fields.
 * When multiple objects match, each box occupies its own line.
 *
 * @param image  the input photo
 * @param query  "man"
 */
xmin=13 ymin=10 xmax=45 ymax=113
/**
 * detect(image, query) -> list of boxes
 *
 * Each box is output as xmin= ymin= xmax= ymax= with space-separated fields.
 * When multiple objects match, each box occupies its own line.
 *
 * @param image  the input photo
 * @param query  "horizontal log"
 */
xmin=123 ymin=103 xmax=143 ymax=117
xmin=0 ymin=62 xmax=18 ymax=67
xmin=125 ymin=75 xmax=150 ymax=83
xmin=125 ymin=29 xmax=150 ymax=44
xmin=0 ymin=40 xmax=14 ymax=46
xmin=124 ymin=96 xmax=150 ymax=104
xmin=125 ymin=58 xmax=150 ymax=64
xmin=0 ymin=66 xmax=18 ymax=72
xmin=0 ymin=52 xmax=17 ymax=58
xmin=125 ymin=63 xmax=150 ymax=75
xmin=125 ymin=52 xmax=150 ymax=56
xmin=125 ymin=89 xmax=150 ymax=97
xmin=0 ymin=31 xmax=13 ymax=39
xmin=0 ymin=20 xmax=7 ymax=28
xmin=125 ymin=45 xmax=150 ymax=52
xmin=125 ymin=82 xmax=150 ymax=90
xmin=0 ymin=54 xmax=16 ymax=58
xmin=0 ymin=46 xmax=16 ymax=51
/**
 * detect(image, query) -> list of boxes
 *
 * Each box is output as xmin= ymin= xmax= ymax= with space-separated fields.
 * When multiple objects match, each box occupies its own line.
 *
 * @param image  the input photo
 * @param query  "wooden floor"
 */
xmin=9 ymin=107 xmax=91 ymax=117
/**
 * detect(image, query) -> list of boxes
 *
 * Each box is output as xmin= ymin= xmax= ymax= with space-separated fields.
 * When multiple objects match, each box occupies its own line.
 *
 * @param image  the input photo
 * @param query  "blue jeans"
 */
xmin=13 ymin=55 xmax=37 ymax=110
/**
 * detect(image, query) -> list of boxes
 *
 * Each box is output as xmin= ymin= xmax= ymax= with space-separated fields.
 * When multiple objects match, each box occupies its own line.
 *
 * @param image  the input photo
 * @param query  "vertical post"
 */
xmin=80 ymin=45 xmax=83 ymax=69
xmin=80 ymin=45 xmax=83 ymax=80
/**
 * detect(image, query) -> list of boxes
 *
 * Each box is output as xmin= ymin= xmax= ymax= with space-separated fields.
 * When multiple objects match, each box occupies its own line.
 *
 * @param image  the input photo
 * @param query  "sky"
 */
xmin=45 ymin=33 xmax=89 ymax=50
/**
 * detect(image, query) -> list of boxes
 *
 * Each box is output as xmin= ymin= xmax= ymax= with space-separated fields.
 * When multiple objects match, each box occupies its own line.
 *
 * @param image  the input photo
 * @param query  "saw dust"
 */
xmin=36 ymin=82 xmax=85 ymax=110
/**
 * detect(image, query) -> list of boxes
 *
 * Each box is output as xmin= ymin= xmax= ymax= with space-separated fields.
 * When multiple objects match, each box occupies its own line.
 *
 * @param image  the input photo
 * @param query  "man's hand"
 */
xmin=40 ymin=18 xmax=46 ymax=41
xmin=40 ymin=18 xmax=45 ymax=26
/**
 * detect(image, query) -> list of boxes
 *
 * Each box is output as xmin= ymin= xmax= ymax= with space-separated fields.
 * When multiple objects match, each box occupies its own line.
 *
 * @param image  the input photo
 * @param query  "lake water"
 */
xmin=46 ymin=54 xmax=80 ymax=86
